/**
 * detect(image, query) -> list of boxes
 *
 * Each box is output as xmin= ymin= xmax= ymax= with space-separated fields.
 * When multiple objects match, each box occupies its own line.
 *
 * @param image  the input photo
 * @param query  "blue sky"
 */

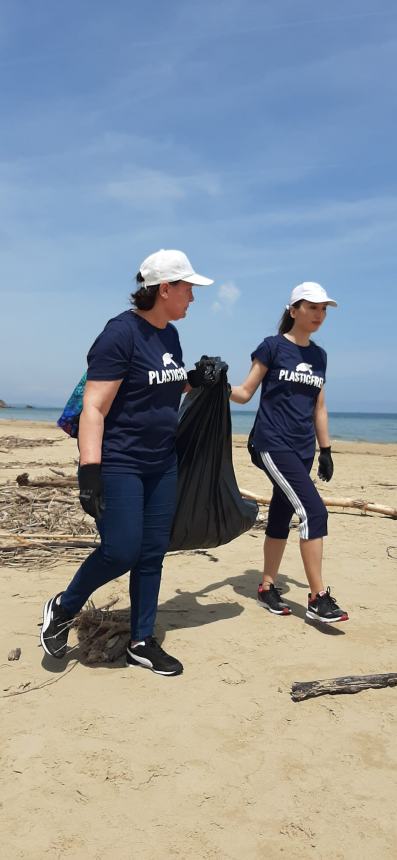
xmin=1 ymin=0 xmax=396 ymax=410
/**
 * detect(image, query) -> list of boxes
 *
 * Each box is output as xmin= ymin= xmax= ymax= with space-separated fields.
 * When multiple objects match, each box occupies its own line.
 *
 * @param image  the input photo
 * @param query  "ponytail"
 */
xmin=278 ymin=300 xmax=302 ymax=334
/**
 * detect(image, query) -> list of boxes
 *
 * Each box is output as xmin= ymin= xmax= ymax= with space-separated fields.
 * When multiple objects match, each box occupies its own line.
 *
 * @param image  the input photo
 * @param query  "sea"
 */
xmin=1 ymin=407 xmax=397 ymax=443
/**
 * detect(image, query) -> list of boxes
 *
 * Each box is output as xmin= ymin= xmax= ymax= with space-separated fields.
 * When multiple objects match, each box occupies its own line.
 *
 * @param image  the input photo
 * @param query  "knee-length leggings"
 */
xmin=60 ymin=464 xmax=177 ymax=640
xmin=258 ymin=450 xmax=328 ymax=540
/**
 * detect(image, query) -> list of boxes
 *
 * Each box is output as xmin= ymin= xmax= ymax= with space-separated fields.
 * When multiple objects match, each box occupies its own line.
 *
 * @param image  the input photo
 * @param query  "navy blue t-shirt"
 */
xmin=251 ymin=334 xmax=327 ymax=459
xmin=86 ymin=310 xmax=187 ymax=474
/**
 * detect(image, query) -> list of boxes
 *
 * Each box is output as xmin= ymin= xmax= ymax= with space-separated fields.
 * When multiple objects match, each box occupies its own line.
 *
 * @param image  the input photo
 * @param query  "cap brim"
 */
xmin=183 ymin=273 xmax=214 ymax=286
xmin=326 ymin=299 xmax=338 ymax=307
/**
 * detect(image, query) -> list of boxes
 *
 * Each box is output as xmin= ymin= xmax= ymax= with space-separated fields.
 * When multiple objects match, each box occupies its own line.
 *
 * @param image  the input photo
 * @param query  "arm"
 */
xmin=78 ymin=379 xmax=123 ymax=465
xmin=314 ymin=387 xmax=334 ymax=481
xmin=313 ymin=387 xmax=331 ymax=448
xmin=229 ymin=360 xmax=268 ymax=404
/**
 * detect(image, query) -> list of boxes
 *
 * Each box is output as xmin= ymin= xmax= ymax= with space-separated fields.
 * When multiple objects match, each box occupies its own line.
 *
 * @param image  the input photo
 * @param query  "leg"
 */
xmin=256 ymin=469 xmax=295 ymax=615
xmin=300 ymin=536 xmax=324 ymax=596
xmin=61 ymin=473 xmax=144 ymax=616
xmin=263 ymin=536 xmax=288 ymax=586
xmin=41 ymin=472 xmax=145 ymax=658
xmin=262 ymin=483 xmax=294 ymax=588
xmin=259 ymin=449 xmax=327 ymax=597
xmin=126 ymin=465 xmax=184 ymax=675
xmin=130 ymin=464 xmax=178 ymax=641
xmin=260 ymin=451 xmax=348 ymax=622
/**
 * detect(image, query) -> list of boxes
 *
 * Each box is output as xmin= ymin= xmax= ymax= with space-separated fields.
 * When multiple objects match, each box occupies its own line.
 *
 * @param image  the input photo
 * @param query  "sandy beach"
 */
xmin=1 ymin=419 xmax=396 ymax=859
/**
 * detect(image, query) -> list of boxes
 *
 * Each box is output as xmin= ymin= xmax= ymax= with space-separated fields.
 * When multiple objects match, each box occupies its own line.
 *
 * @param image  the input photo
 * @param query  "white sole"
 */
xmin=257 ymin=598 xmax=291 ymax=615
xmin=305 ymin=610 xmax=348 ymax=624
xmin=126 ymin=661 xmax=181 ymax=676
xmin=126 ymin=651 xmax=182 ymax=675
xmin=40 ymin=596 xmax=72 ymax=657
xmin=40 ymin=598 xmax=55 ymax=655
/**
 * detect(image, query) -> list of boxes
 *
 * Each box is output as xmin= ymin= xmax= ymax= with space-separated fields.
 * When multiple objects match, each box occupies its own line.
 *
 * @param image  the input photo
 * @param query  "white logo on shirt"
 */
xmin=162 ymin=352 xmax=178 ymax=368
xmin=278 ymin=365 xmax=324 ymax=388
xmin=148 ymin=352 xmax=187 ymax=385
xmin=296 ymin=362 xmax=312 ymax=373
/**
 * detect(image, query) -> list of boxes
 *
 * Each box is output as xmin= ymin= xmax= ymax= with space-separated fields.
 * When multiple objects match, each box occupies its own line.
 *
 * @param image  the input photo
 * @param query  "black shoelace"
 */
xmin=144 ymin=636 xmax=161 ymax=650
xmin=320 ymin=587 xmax=338 ymax=608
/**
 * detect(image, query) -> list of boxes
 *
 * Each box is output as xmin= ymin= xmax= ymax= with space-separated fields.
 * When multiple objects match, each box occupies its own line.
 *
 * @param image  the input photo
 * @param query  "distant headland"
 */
xmin=0 ymin=400 xmax=34 ymax=409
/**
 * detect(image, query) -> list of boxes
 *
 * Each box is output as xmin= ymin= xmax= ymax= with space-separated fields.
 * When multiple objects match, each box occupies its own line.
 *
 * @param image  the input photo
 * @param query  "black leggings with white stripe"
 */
xmin=259 ymin=450 xmax=328 ymax=540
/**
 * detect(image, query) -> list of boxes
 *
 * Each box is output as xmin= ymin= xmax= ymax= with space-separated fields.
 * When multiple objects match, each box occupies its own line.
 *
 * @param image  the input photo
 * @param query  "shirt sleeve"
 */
xmin=251 ymin=336 xmax=275 ymax=368
xmin=87 ymin=317 xmax=135 ymax=381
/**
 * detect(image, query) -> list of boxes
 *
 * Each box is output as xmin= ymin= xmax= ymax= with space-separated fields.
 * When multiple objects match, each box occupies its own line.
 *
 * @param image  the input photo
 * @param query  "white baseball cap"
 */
xmin=139 ymin=249 xmax=214 ymax=288
xmin=289 ymin=281 xmax=337 ymax=307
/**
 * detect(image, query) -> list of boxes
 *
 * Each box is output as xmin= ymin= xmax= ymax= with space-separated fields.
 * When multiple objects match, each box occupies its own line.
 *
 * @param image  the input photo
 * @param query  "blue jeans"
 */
xmin=61 ymin=465 xmax=177 ymax=640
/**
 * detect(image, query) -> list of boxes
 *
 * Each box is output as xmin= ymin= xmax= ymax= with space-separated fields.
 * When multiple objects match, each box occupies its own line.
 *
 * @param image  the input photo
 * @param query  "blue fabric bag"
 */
xmin=57 ymin=372 xmax=87 ymax=438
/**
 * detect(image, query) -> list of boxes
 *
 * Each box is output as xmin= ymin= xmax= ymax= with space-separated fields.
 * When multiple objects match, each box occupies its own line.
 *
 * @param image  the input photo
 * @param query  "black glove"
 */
xmin=187 ymin=355 xmax=229 ymax=388
xmin=78 ymin=464 xmax=104 ymax=519
xmin=317 ymin=447 xmax=334 ymax=482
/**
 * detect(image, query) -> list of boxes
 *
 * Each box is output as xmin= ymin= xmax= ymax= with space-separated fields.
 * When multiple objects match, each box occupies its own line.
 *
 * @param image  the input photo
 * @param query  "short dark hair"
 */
xmin=278 ymin=300 xmax=302 ymax=334
xmin=130 ymin=272 xmax=159 ymax=310
xmin=130 ymin=272 xmax=182 ymax=311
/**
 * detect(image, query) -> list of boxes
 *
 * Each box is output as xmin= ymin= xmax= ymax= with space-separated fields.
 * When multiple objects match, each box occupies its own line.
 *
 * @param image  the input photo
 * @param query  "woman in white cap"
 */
xmin=230 ymin=282 xmax=349 ymax=624
xmin=41 ymin=250 xmax=213 ymax=675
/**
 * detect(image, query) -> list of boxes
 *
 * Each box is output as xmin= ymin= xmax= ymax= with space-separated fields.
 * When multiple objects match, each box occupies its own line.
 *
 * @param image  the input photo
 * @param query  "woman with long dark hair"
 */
xmin=230 ymin=282 xmax=348 ymax=624
xmin=40 ymin=249 xmax=213 ymax=675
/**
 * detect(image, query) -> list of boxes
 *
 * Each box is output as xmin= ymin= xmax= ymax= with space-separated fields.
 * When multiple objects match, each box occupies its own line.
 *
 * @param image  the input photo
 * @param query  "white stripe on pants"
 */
xmin=260 ymin=451 xmax=309 ymax=539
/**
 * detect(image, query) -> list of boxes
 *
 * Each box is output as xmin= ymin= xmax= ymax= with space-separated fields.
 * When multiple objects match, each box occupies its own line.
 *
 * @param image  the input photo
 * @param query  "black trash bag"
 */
xmin=169 ymin=358 xmax=258 ymax=551
xmin=186 ymin=353 xmax=224 ymax=388
xmin=247 ymin=415 xmax=262 ymax=468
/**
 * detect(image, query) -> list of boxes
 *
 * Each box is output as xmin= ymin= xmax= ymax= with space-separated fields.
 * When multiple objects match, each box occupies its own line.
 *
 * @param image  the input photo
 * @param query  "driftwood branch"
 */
xmin=0 ymin=530 xmax=96 ymax=541
xmin=0 ymin=478 xmax=96 ymax=568
xmin=13 ymin=475 xmax=397 ymax=518
xmin=0 ymin=539 xmax=97 ymax=550
xmin=240 ymin=488 xmax=397 ymax=519
xmin=0 ymin=531 xmax=98 ymax=550
xmin=291 ymin=672 xmax=397 ymax=702
xmin=16 ymin=472 xmax=77 ymax=487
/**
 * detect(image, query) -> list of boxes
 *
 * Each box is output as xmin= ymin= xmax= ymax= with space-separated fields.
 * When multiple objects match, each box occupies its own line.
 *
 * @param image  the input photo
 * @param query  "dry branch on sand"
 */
xmin=240 ymin=488 xmax=397 ymax=519
xmin=0 ymin=461 xmax=72 ymax=471
xmin=75 ymin=601 xmax=131 ymax=663
xmin=0 ymin=480 xmax=97 ymax=568
xmin=0 ymin=436 xmax=59 ymax=451
xmin=0 ymin=475 xmax=223 ymax=569
xmin=291 ymin=673 xmax=397 ymax=702
xmin=0 ymin=468 xmax=395 ymax=569
xmin=16 ymin=472 xmax=77 ymax=487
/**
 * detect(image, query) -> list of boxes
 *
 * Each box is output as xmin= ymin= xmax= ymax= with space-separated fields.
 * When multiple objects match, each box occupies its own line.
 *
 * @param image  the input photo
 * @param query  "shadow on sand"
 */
xmin=41 ymin=563 xmax=345 ymax=672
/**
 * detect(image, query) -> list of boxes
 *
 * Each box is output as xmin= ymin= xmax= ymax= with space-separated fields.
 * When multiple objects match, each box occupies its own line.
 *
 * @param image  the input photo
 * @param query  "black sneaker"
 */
xmin=126 ymin=637 xmax=183 ymax=676
xmin=306 ymin=587 xmax=349 ymax=623
xmin=257 ymin=583 xmax=291 ymax=615
xmin=40 ymin=592 xmax=75 ymax=658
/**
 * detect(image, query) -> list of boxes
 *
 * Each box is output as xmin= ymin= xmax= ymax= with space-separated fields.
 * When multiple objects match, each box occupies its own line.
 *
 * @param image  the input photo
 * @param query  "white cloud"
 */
xmin=211 ymin=281 xmax=241 ymax=313
xmin=106 ymin=169 xmax=185 ymax=204
xmin=105 ymin=168 xmax=221 ymax=207
xmin=219 ymin=281 xmax=240 ymax=304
